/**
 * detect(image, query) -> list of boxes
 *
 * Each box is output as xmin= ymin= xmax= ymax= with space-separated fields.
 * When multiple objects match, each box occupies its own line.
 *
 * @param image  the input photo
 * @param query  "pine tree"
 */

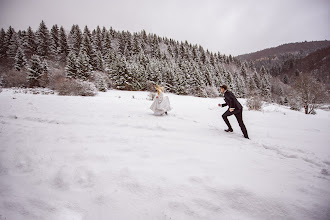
xmin=58 ymin=26 xmax=69 ymax=60
xmin=7 ymin=32 xmax=19 ymax=58
xmin=27 ymin=55 xmax=43 ymax=87
xmin=36 ymin=20 xmax=51 ymax=57
xmin=261 ymin=73 xmax=271 ymax=100
xmin=93 ymin=26 xmax=102 ymax=53
xmin=247 ymin=75 xmax=258 ymax=96
xmin=3 ymin=26 xmax=15 ymax=58
xmin=81 ymin=27 xmax=96 ymax=70
xmin=14 ymin=47 xmax=27 ymax=71
xmin=118 ymin=32 xmax=126 ymax=56
xmin=253 ymin=71 xmax=261 ymax=90
xmin=76 ymin=50 xmax=92 ymax=80
xmin=0 ymin=28 xmax=6 ymax=58
xmin=132 ymin=33 xmax=141 ymax=56
xmin=210 ymin=53 xmax=215 ymax=66
xmin=125 ymin=32 xmax=133 ymax=57
xmin=23 ymin=26 xmax=37 ymax=58
xmin=240 ymin=64 xmax=247 ymax=79
xmin=94 ymin=50 xmax=103 ymax=71
xmin=65 ymin=51 xmax=78 ymax=78
xmin=111 ymin=56 xmax=129 ymax=90
xmin=104 ymin=49 xmax=117 ymax=72
xmin=200 ymin=48 xmax=206 ymax=64
xmin=101 ymin=30 xmax=112 ymax=56
xmin=70 ymin=25 xmax=82 ymax=55
xmin=50 ymin=24 xmax=59 ymax=56
xmin=42 ymin=59 xmax=49 ymax=74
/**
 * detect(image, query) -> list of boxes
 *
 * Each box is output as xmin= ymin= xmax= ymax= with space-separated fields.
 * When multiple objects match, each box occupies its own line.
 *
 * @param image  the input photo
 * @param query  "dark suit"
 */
xmin=221 ymin=90 xmax=248 ymax=138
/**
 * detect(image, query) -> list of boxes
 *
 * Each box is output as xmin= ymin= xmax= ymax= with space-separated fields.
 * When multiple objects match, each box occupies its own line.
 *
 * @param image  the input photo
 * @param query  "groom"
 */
xmin=218 ymin=85 xmax=249 ymax=139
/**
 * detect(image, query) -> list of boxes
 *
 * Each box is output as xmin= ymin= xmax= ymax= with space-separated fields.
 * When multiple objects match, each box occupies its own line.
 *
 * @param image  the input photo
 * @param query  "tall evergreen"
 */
xmin=14 ymin=47 xmax=27 ymax=71
xmin=35 ymin=21 xmax=51 ymax=57
xmin=0 ymin=28 xmax=6 ymax=58
xmin=101 ymin=30 xmax=112 ymax=56
xmin=76 ymin=50 xmax=92 ymax=80
xmin=50 ymin=24 xmax=60 ymax=56
xmin=70 ymin=25 xmax=82 ymax=55
xmin=7 ymin=32 xmax=19 ymax=58
xmin=81 ymin=26 xmax=96 ymax=70
xmin=65 ymin=51 xmax=78 ymax=78
xmin=27 ymin=55 xmax=43 ymax=87
xmin=93 ymin=26 xmax=102 ymax=53
xmin=23 ymin=27 xmax=37 ymax=58
xmin=58 ymin=26 xmax=69 ymax=60
xmin=3 ymin=26 xmax=16 ymax=58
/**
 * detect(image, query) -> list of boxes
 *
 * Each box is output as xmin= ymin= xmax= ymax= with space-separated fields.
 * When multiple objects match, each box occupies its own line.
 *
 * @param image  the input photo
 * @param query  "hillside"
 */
xmin=0 ymin=89 xmax=329 ymax=220
xmin=237 ymin=41 xmax=330 ymax=61
xmin=280 ymin=46 xmax=330 ymax=85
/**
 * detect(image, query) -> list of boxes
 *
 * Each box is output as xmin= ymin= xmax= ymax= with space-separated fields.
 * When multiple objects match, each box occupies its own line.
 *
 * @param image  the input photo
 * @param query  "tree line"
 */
xmin=0 ymin=21 xmax=271 ymax=98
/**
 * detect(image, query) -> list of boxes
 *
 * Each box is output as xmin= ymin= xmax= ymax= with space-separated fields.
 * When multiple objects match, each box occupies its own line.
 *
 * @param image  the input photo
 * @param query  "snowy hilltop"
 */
xmin=0 ymin=89 xmax=329 ymax=220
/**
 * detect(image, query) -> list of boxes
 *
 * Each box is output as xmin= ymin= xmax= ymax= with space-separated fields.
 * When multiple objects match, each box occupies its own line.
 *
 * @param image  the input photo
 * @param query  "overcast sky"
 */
xmin=0 ymin=0 xmax=329 ymax=55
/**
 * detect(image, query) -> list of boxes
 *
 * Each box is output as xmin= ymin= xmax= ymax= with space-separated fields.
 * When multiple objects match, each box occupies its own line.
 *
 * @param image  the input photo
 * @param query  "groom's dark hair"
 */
xmin=220 ymin=85 xmax=228 ymax=90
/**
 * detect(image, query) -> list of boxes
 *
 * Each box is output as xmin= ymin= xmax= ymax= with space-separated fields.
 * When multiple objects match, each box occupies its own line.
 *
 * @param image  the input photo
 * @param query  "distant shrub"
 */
xmin=56 ymin=78 xmax=97 ymax=96
xmin=205 ymin=86 xmax=219 ymax=98
xmin=246 ymin=96 xmax=263 ymax=111
xmin=289 ymin=101 xmax=302 ymax=111
xmin=2 ymin=70 xmax=28 ymax=88
xmin=47 ymin=69 xmax=66 ymax=90
xmin=89 ymin=71 xmax=111 ymax=92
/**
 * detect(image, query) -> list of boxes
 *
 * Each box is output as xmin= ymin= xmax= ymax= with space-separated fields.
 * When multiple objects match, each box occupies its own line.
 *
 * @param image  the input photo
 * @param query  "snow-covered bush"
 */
xmin=56 ymin=79 xmax=97 ymax=96
xmin=89 ymin=71 xmax=111 ymax=92
xmin=1 ymin=70 xmax=28 ymax=88
xmin=246 ymin=96 xmax=263 ymax=111
xmin=47 ymin=69 xmax=66 ymax=90
xmin=205 ymin=86 xmax=219 ymax=98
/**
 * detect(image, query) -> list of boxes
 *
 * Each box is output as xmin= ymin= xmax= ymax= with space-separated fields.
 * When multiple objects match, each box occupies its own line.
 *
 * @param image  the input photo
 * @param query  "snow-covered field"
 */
xmin=0 ymin=88 xmax=329 ymax=220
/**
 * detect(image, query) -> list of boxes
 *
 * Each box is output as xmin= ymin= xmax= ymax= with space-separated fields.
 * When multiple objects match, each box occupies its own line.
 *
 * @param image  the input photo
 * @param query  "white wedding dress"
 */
xmin=150 ymin=92 xmax=171 ymax=115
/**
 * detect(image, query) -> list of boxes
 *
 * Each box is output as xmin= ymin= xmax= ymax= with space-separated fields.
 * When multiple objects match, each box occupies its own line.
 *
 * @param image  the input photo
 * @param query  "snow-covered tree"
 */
xmin=0 ymin=28 xmax=7 ymax=58
xmin=293 ymin=73 xmax=327 ymax=114
xmin=6 ymin=32 xmax=19 ymax=58
xmin=35 ymin=20 xmax=51 ymax=57
xmin=101 ymin=30 xmax=112 ymax=56
xmin=23 ymin=26 xmax=37 ymax=58
xmin=65 ymin=51 xmax=78 ymax=78
xmin=76 ymin=50 xmax=92 ymax=80
xmin=3 ymin=26 xmax=15 ymax=58
xmin=58 ymin=26 xmax=69 ymax=60
xmin=27 ymin=55 xmax=43 ymax=87
xmin=69 ymin=25 xmax=82 ymax=55
xmin=14 ymin=47 xmax=27 ymax=71
xmin=49 ymin=24 xmax=60 ymax=56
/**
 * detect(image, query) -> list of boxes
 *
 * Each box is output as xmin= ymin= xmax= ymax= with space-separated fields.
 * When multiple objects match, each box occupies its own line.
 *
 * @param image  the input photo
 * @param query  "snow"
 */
xmin=0 ymin=88 xmax=329 ymax=220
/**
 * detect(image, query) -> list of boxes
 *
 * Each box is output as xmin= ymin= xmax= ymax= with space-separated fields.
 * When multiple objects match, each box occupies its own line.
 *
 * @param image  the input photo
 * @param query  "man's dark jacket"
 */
xmin=221 ymin=90 xmax=242 ymax=110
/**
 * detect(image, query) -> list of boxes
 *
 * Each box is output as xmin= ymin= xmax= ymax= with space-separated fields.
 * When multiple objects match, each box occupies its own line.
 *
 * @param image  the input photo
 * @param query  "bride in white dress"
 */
xmin=150 ymin=85 xmax=171 ymax=115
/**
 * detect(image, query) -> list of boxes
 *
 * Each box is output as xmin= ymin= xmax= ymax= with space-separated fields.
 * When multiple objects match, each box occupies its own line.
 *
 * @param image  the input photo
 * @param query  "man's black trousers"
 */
xmin=222 ymin=108 xmax=248 ymax=138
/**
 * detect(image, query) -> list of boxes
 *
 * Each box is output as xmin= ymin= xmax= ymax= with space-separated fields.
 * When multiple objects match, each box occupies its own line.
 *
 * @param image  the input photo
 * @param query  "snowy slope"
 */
xmin=0 ymin=89 xmax=329 ymax=220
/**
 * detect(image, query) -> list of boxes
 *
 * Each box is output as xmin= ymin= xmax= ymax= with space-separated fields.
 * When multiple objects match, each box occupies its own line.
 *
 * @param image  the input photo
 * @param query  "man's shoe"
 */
xmin=165 ymin=112 xmax=168 ymax=115
xmin=244 ymin=135 xmax=249 ymax=139
xmin=225 ymin=128 xmax=233 ymax=132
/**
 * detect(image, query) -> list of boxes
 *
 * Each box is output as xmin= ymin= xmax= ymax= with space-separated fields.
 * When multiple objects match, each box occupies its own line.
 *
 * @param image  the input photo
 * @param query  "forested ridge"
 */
xmin=0 ymin=21 xmax=271 ymax=98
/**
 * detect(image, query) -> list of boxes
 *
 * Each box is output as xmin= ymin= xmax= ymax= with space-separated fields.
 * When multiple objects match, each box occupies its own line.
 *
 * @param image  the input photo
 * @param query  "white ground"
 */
xmin=0 ymin=88 xmax=329 ymax=220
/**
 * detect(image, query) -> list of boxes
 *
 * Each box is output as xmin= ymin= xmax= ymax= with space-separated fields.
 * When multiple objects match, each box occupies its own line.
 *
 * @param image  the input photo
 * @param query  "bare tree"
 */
xmin=293 ymin=72 xmax=327 ymax=114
